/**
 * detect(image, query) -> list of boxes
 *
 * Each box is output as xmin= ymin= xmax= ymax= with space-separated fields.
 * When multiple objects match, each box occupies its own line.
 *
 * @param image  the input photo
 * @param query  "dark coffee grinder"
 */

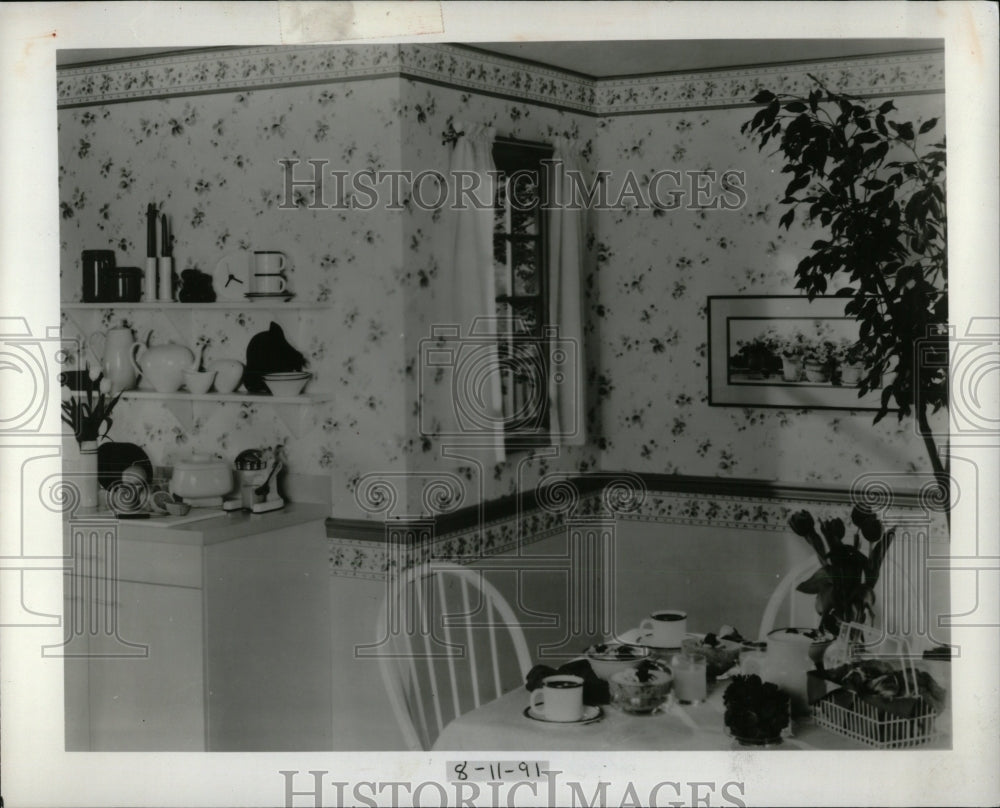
xmin=81 ymin=250 xmax=116 ymax=302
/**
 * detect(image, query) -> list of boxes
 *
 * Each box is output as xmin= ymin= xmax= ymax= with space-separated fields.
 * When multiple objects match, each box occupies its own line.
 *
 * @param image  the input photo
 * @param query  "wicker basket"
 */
xmin=812 ymin=623 xmax=940 ymax=748
xmin=813 ymin=688 xmax=939 ymax=748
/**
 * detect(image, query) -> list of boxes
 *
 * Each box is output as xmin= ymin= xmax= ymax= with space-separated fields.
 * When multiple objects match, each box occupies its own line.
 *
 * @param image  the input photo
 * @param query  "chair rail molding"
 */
xmin=327 ymin=472 xmax=950 ymax=580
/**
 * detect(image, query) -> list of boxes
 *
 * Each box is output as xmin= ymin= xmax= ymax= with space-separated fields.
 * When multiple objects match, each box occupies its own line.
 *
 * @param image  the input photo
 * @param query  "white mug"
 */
xmin=529 ymin=674 xmax=584 ymax=722
xmin=251 ymin=251 xmax=288 ymax=294
xmin=638 ymin=609 xmax=688 ymax=648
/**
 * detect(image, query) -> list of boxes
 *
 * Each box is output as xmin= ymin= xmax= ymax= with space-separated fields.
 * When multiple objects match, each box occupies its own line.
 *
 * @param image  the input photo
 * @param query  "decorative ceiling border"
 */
xmin=57 ymin=43 xmax=944 ymax=113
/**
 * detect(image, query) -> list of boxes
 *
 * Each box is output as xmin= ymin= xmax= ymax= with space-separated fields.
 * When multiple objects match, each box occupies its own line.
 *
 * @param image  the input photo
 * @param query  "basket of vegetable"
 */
xmin=811 ymin=628 xmax=945 ymax=748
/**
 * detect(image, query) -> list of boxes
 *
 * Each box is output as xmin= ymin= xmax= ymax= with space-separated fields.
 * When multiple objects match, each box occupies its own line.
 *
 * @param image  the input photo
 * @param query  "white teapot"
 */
xmin=130 ymin=333 xmax=198 ymax=393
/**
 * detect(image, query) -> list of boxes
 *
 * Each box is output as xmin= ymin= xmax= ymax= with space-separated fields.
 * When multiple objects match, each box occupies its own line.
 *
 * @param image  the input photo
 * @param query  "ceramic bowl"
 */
xmin=183 ymin=370 xmax=216 ymax=395
xmin=164 ymin=500 xmax=191 ymax=517
xmin=609 ymin=666 xmax=673 ymax=714
xmin=584 ymin=642 xmax=651 ymax=680
xmin=262 ymin=371 xmax=311 ymax=397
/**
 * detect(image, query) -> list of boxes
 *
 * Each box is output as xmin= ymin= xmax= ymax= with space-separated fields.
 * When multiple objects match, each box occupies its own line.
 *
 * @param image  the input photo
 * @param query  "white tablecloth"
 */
xmin=432 ymin=675 xmax=952 ymax=752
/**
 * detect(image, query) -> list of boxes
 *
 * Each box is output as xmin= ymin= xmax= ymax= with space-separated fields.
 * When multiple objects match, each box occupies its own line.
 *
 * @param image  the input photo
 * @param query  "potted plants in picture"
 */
xmin=802 ymin=340 xmax=835 ymax=383
xmin=836 ymin=340 xmax=867 ymax=386
xmin=779 ymin=331 xmax=808 ymax=382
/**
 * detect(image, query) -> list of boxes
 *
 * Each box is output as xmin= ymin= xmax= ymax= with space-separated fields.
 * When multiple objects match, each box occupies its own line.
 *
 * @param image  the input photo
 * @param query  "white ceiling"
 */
xmin=57 ymin=39 xmax=941 ymax=75
xmin=474 ymin=39 xmax=941 ymax=78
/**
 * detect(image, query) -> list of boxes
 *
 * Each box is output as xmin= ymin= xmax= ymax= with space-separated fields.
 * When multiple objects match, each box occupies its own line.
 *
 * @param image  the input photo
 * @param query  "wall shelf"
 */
xmin=62 ymin=301 xmax=330 ymax=310
xmin=119 ymin=390 xmax=331 ymax=437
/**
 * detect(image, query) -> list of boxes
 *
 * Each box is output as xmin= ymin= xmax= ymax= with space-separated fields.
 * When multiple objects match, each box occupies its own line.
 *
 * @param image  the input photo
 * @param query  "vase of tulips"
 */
xmin=788 ymin=507 xmax=896 ymax=667
xmin=61 ymin=362 xmax=124 ymax=510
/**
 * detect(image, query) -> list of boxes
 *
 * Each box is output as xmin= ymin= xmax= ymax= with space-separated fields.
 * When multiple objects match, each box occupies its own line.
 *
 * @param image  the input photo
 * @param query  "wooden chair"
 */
xmin=376 ymin=562 xmax=533 ymax=751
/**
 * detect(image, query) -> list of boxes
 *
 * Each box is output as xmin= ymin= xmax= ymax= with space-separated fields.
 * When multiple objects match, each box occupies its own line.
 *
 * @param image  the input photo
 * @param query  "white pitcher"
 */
xmin=87 ymin=327 xmax=137 ymax=394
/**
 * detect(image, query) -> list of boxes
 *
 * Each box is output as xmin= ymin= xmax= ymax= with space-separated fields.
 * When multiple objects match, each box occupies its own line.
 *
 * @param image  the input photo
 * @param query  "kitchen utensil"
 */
xmin=213 ymin=253 xmax=249 ymax=300
xmin=251 ymin=251 xmax=289 ymax=294
xmin=87 ymin=326 xmax=138 ymax=394
xmin=528 ymin=675 xmax=585 ymax=722
xmin=82 ymin=250 xmax=115 ymax=302
xmin=244 ymin=322 xmax=306 ymax=393
xmin=131 ymin=334 xmax=195 ymax=393
xmin=158 ymin=213 xmax=173 ymax=301
xmin=146 ymin=203 xmax=158 ymax=300
xmin=110 ymin=266 xmax=143 ymax=302
xmin=742 ymin=628 xmax=833 ymax=716
xmin=254 ymin=460 xmax=282 ymax=499
xmin=262 ymin=371 xmax=311 ymax=397
xmin=183 ymin=369 xmax=216 ymax=394
xmin=584 ymin=642 xmax=651 ymax=681
xmin=609 ymin=665 xmax=673 ymax=714
xmin=671 ymin=651 xmax=707 ymax=704
xmin=169 ymin=453 xmax=232 ymax=504
xmin=207 ymin=359 xmax=244 ymax=394
xmin=638 ymin=610 xmax=688 ymax=648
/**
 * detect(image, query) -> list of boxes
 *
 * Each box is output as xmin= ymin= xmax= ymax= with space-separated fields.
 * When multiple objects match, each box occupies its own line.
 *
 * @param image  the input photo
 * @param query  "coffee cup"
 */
xmin=251 ymin=251 xmax=288 ymax=294
xmin=638 ymin=609 xmax=687 ymax=648
xmin=529 ymin=674 xmax=585 ymax=722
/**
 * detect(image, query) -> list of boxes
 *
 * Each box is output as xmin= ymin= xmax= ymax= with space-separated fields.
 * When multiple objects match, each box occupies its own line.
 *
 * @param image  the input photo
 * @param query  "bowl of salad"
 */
xmin=609 ymin=660 xmax=673 ymax=714
xmin=584 ymin=642 xmax=651 ymax=680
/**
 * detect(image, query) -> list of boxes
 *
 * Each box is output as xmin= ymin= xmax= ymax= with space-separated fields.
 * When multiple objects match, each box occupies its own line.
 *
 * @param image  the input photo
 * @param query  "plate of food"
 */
xmin=584 ymin=641 xmax=651 ymax=680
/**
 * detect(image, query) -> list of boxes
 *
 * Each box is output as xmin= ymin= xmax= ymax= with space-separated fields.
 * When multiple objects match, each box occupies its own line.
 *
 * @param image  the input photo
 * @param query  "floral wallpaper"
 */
xmin=58 ymin=79 xmax=409 ymax=515
xmin=588 ymin=94 xmax=946 ymax=483
xmin=58 ymin=45 xmax=947 ymax=518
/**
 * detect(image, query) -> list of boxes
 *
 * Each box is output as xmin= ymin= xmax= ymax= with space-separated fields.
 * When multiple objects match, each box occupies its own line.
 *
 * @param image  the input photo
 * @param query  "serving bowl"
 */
xmin=262 ymin=371 xmax=311 ymax=397
xmin=584 ymin=642 xmax=651 ymax=680
xmin=183 ymin=369 xmax=216 ymax=395
xmin=609 ymin=664 xmax=673 ymax=714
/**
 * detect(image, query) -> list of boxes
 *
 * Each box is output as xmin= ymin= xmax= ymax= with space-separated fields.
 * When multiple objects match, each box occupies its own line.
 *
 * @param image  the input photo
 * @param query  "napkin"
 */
xmin=525 ymin=659 xmax=610 ymax=705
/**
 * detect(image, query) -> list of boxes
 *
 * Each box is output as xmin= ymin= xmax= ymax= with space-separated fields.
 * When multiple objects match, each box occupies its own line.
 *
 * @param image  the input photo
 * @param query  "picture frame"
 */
xmin=707 ymin=295 xmax=886 ymax=410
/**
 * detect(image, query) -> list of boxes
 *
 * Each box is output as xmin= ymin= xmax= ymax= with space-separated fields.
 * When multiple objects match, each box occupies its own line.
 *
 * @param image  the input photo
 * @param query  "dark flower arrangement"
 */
xmin=723 ymin=674 xmax=791 ymax=743
xmin=788 ymin=506 xmax=895 ymax=634
xmin=60 ymin=368 xmax=124 ymax=444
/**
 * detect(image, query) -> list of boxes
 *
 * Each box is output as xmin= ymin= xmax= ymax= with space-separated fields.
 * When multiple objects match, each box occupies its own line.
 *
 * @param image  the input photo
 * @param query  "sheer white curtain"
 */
xmin=546 ymin=137 xmax=587 ymax=446
xmin=446 ymin=123 xmax=505 ymax=462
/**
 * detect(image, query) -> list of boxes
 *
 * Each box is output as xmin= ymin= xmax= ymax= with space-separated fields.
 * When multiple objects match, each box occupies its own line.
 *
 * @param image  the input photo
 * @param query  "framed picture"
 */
xmin=707 ymin=295 xmax=885 ymax=410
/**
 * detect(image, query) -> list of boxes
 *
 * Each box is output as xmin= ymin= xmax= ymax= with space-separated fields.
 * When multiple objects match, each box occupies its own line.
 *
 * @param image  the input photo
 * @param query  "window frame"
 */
xmin=491 ymin=138 xmax=555 ymax=451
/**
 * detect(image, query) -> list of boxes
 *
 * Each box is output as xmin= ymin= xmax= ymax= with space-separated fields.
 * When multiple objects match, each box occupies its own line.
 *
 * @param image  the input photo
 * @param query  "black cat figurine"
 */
xmin=244 ymin=322 xmax=307 ymax=393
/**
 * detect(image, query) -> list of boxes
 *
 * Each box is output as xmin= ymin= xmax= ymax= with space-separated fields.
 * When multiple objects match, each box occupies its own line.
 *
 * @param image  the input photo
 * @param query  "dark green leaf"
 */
xmin=752 ymin=90 xmax=777 ymax=104
xmin=878 ymin=100 xmax=896 ymax=114
xmin=784 ymin=101 xmax=807 ymax=113
xmin=779 ymin=208 xmax=795 ymax=230
xmin=918 ymin=118 xmax=938 ymax=134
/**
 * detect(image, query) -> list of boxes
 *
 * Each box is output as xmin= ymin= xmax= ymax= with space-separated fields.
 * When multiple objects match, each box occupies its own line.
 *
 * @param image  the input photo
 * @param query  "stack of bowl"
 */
xmin=262 ymin=371 xmax=311 ymax=396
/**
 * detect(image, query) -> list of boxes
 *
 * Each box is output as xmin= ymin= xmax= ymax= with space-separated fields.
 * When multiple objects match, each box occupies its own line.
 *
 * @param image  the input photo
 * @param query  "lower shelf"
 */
xmin=119 ymin=390 xmax=331 ymax=436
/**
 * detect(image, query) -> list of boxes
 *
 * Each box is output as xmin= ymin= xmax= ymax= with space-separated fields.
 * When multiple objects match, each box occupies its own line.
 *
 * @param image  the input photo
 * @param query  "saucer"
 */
xmin=523 ymin=704 xmax=602 ymax=725
xmin=245 ymin=292 xmax=295 ymax=302
xmin=615 ymin=627 xmax=691 ymax=651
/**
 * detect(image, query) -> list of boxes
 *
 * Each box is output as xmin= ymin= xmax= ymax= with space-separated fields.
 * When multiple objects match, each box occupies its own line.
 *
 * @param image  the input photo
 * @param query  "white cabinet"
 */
xmin=62 ymin=519 xmax=205 ymax=750
xmin=62 ymin=505 xmax=329 ymax=751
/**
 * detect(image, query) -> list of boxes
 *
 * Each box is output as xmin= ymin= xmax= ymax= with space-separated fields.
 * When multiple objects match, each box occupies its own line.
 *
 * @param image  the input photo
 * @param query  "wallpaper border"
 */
xmin=57 ymin=43 xmax=944 ymax=113
xmin=327 ymin=473 xmax=949 ymax=579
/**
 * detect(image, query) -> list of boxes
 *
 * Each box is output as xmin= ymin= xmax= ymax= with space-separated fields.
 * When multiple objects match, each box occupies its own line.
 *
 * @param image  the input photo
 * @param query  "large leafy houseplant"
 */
xmin=742 ymin=77 xmax=948 ymax=481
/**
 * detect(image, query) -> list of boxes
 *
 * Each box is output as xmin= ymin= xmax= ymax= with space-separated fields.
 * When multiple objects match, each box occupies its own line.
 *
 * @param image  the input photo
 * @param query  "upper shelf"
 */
xmin=62 ymin=301 xmax=329 ymax=310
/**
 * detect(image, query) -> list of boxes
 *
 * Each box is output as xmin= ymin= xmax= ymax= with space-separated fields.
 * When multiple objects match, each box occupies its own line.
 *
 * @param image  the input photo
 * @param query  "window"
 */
xmin=491 ymin=138 xmax=554 ymax=449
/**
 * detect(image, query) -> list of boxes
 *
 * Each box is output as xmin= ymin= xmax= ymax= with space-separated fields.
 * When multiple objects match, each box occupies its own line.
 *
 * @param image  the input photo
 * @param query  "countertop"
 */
xmin=67 ymin=502 xmax=329 ymax=546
